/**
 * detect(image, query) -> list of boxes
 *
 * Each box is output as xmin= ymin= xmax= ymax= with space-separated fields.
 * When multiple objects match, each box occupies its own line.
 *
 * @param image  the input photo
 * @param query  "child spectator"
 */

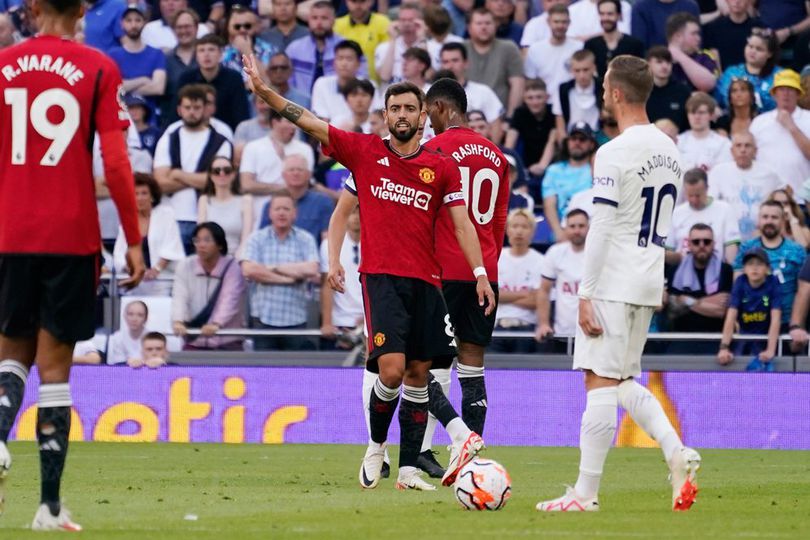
xmin=718 ymin=248 xmax=781 ymax=368
xmin=108 ymin=301 xmax=150 ymax=365
xmin=129 ymin=332 xmax=170 ymax=369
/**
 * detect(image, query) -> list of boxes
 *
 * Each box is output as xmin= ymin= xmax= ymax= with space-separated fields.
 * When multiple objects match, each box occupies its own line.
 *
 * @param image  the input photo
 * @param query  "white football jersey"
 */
xmin=584 ymin=124 xmax=683 ymax=306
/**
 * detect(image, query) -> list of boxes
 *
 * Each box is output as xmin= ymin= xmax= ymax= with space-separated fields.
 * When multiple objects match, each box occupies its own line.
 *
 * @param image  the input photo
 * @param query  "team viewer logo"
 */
xmin=374 ymin=333 xmax=386 ymax=347
xmin=371 ymin=177 xmax=432 ymax=211
xmin=419 ymin=167 xmax=435 ymax=184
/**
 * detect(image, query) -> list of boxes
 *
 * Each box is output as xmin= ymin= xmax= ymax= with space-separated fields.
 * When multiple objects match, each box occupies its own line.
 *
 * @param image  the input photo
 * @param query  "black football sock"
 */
xmin=458 ymin=364 xmax=487 ymax=435
xmin=427 ymin=373 xmax=459 ymax=427
xmin=398 ymin=385 xmax=429 ymax=468
xmin=37 ymin=384 xmax=72 ymax=516
xmin=0 ymin=360 xmax=28 ymax=443
xmin=368 ymin=377 xmax=399 ymax=444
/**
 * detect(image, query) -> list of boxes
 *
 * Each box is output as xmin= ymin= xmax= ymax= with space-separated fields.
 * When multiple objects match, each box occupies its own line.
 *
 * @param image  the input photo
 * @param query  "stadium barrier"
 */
xmin=8 ymin=366 xmax=810 ymax=450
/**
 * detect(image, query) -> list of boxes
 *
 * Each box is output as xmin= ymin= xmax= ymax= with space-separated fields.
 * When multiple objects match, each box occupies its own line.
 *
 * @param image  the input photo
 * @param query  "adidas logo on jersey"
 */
xmin=377 ymin=157 xmax=390 ymax=167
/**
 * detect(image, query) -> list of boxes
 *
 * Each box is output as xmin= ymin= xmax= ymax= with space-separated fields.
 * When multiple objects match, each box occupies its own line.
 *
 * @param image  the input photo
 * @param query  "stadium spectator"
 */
xmin=554 ymin=48 xmax=601 ymax=136
xmin=702 ymin=0 xmax=764 ymax=70
xmin=258 ymin=0 xmax=309 ymax=51
xmin=334 ymin=0 xmax=390 ymax=82
xmin=109 ymin=5 xmax=166 ymax=120
xmin=583 ymin=0 xmax=644 ymax=77
xmin=714 ymin=78 xmax=759 ymax=137
xmin=708 ymin=132 xmax=783 ymax=241
xmin=504 ymin=78 xmax=557 ymax=179
xmin=715 ymin=28 xmax=781 ymax=112
xmin=465 ymin=8 xmax=524 ymax=124
xmin=312 ymin=40 xmax=365 ymax=122
xmin=733 ymin=200 xmax=807 ymax=326
xmin=788 ymin=257 xmax=810 ymax=352
xmin=113 ymin=173 xmax=185 ymax=294
xmin=485 ymin=0 xmax=523 ymax=45
xmin=234 ymin=94 xmax=272 ymax=162
xmin=221 ymin=4 xmax=277 ymax=79
xmin=177 ymin=0 xmax=223 ymax=28
xmin=749 ymin=69 xmax=810 ymax=200
xmin=438 ymin=44 xmax=505 ymax=128
xmin=665 ymin=223 xmax=733 ymax=335
xmin=630 ymin=0 xmax=700 ymax=50
xmin=258 ymin=155 xmax=335 ymax=241
xmin=655 ymin=117 xmax=680 ymax=142
xmin=665 ymin=11 xmax=718 ymax=92
xmin=162 ymin=8 xmax=198 ymax=124
xmin=375 ymin=3 xmax=426 ymax=84
xmin=172 ymin=222 xmax=247 ymax=350
xmin=166 ymin=85 xmax=234 ymax=141
xmin=142 ymin=0 xmax=209 ymax=52
xmin=266 ymin=51 xmax=311 ymax=109
xmin=107 ymin=300 xmax=150 ymax=365
xmin=333 ymin=78 xmax=377 ymax=133
xmin=153 ymin=85 xmax=232 ymax=252
xmin=286 ymin=1 xmax=343 ymax=94
xmin=400 ymin=47 xmax=432 ymax=93
xmin=72 ymin=340 xmax=102 ymax=365
xmin=197 ymin=156 xmax=253 ymax=257
xmin=766 ymin=189 xmax=810 ymax=249
xmin=177 ymin=35 xmax=250 ymax=130
xmin=646 ymin=45 xmax=691 ymax=131
xmin=677 ymin=92 xmax=732 ymax=172
xmin=83 ymin=0 xmax=126 ymax=52
xmin=520 ymin=0 xmax=568 ymax=50
xmin=757 ymin=0 xmax=810 ymax=50
xmin=542 ymin=122 xmax=595 ymax=242
xmin=240 ymin=111 xmax=316 ymax=222
xmin=319 ymin=205 xmax=364 ymax=348
xmin=490 ymin=209 xmax=543 ymax=353
xmin=719 ymin=248 xmax=781 ymax=368
xmin=424 ymin=4 xmax=463 ymax=70
xmin=524 ymin=4 xmax=581 ymax=114
xmin=0 ymin=12 xmax=18 ymax=49
xmin=536 ymin=208 xmax=588 ymax=344
xmin=126 ymin=95 xmax=160 ymax=156
xmin=595 ymin=106 xmax=620 ymax=144
xmin=668 ymin=168 xmax=740 ymax=264
xmin=242 ymin=191 xmax=320 ymax=351
xmin=568 ymin=0 xmax=632 ymax=42
xmin=129 ymin=332 xmax=170 ymax=368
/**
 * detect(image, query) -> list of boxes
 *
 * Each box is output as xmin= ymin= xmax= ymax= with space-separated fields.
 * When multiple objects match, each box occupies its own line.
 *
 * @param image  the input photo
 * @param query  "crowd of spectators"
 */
xmin=6 ymin=0 xmax=810 ymax=367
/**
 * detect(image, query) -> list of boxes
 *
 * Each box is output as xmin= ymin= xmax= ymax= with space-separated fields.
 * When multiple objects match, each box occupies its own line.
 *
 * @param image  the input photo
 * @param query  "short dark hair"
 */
xmin=171 ymin=8 xmax=200 ymax=27
xmin=384 ymin=81 xmax=424 ymax=110
xmin=424 ymin=5 xmax=452 ymax=36
xmin=196 ymin=33 xmax=225 ymax=48
xmin=134 ymin=173 xmax=161 ymax=207
xmin=597 ymin=0 xmax=621 ymax=15
xmin=665 ymin=12 xmax=699 ymax=43
xmin=42 ymin=0 xmax=82 ymax=16
xmin=426 ymin=78 xmax=467 ymax=114
xmin=606 ymin=55 xmax=653 ymax=104
xmin=178 ymin=84 xmax=208 ymax=104
xmin=403 ymin=47 xmax=431 ymax=74
xmin=467 ymin=7 xmax=494 ymax=23
xmin=431 ymin=69 xmax=456 ymax=82
xmin=760 ymin=199 xmax=785 ymax=213
xmin=342 ymin=78 xmax=376 ymax=98
xmin=525 ymin=78 xmax=547 ymax=92
xmin=683 ymin=168 xmax=708 ymax=186
xmin=466 ymin=110 xmax=486 ymax=122
xmin=566 ymin=208 xmax=590 ymax=221
xmin=689 ymin=222 xmax=714 ymax=235
xmin=335 ymin=40 xmax=364 ymax=60
xmin=440 ymin=42 xmax=467 ymax=61
xmin=646 ymin=45 xmax=672 ymax=63
xmin=571 ymin=49 xmax=595 ymax=64
xmin=310 ymin=0 xmax=335 ymax=12
xmin=193 ymin=222 xmax=229 ymax=256
xmin=143 ymin=331 xmax=167 ymax=344
xmin=547 ymin=4 xmax=570 ymax=17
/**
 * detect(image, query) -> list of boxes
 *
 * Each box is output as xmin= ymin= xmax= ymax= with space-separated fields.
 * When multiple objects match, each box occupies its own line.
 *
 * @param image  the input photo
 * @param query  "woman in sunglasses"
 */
xmin=715 ymin=28 xmax=781 ymax=112
xmin=221 ymin=5 xmax=276 ymax=82
xmin=198 ymin=156 xmax=254 ymax=258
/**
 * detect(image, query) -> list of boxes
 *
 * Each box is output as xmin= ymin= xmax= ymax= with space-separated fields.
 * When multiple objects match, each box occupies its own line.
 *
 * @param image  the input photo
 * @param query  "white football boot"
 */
xmin=669 ymin=446 xmax=701 ymax=511
xmin=0 ymin=441 xmax=10 ymax=516
xmin=31 ymin=503 xmax=82 ymax=532
xmin=536 ymin=486 xmax=600 ymax=512
xmin=359 ymin=442 xmax=387 ymax=489
xmin=441 ymin=432 xmax=485 ymax=486
xmin=395 ymin=467 xmax=437 ymax=491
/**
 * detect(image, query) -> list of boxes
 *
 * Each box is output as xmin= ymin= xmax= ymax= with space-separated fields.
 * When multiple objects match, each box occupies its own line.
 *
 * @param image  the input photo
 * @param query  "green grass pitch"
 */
xmin=0 ymin=442 xmax=808 ymax=539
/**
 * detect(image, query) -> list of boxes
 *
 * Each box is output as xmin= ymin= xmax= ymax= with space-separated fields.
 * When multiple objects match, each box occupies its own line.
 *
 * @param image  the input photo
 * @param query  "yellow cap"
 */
xmin=771 ymin=69 xmax=805 ymax=95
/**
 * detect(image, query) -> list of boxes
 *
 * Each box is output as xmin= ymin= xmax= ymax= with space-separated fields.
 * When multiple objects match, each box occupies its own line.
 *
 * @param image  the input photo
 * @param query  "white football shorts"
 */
xmin=573 ymin=299 xmax=655 ymax=380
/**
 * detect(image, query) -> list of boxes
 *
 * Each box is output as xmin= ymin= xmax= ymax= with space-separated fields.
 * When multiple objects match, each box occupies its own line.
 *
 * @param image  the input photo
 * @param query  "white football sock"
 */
xmin=617 ymin=379 xmax=682 ymax=461
xmin=421 ymin=368 xmax=451 ymax=453
xmin=574 ymin=387 xmax=618 ymax=500
xmin=446 ymin=417 xmax=472 ymax=446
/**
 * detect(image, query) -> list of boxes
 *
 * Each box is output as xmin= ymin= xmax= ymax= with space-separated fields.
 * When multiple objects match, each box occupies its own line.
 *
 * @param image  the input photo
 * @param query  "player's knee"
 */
xmin=378 ymin=362 xmax=405 ymax=388
xmin=457 ymin=342 xmax=485 ymax=368
xmin=403 ymin=362 xmax=431 ymax=387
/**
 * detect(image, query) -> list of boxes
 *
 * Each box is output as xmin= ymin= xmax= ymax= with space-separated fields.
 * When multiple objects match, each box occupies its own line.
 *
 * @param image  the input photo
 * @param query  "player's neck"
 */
xmin=616 ymin=106 xmax=649 ymax=133
xmin=388 ymin=136 xmax=421 ymax=156
xmin=37 ymin=16 xmax=79 ymax=39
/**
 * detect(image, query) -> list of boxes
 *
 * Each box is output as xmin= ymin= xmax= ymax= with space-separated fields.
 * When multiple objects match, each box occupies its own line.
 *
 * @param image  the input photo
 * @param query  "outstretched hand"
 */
xmin=242 ymin=54 xmax=266 ymax=96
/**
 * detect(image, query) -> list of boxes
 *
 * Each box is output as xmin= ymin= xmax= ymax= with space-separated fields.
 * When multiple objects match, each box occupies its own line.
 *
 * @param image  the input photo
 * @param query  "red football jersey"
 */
xmin=0 ymin=36 xmax=134 ymax=255
xmin=425 ymin=127 xmax=510 ymax=281
xmin=324 ymin=125 xmax=465 ymax=285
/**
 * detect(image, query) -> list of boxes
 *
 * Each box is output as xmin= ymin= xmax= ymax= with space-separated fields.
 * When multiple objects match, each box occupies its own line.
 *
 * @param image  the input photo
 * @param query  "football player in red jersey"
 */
xmin=243 ymin=54 xmax=496 ymax=491
xmin=414 ymin=78 xmax=510 ymax=478
xmin=0 ymin=0 xmax=144 ymax=530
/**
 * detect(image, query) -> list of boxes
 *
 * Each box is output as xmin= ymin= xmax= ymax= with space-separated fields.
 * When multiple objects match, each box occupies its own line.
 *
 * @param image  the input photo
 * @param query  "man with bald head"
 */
xmin=708 ymin=131 xmax=784 ymax=241
xmin=258 ymin=154 xmax=335 ymax=242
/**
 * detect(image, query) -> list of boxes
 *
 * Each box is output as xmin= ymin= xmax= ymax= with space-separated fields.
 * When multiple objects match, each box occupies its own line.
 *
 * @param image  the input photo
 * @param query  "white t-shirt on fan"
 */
xmin=495 ymin=248 xmax=545 ymax=325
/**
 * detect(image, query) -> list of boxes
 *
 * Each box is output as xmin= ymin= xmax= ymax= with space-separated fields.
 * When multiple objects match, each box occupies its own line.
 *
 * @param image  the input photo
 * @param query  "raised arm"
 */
xmin=243 ymin=54 xmax=330 ymax=145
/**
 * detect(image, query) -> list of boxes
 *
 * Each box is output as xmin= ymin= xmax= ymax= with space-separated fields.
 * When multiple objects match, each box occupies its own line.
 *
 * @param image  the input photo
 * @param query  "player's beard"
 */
xmin=389 ymin=121 xmax=419 ymax=142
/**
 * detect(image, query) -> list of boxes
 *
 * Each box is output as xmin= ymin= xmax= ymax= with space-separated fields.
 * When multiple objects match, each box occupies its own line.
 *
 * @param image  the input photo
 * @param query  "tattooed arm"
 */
xmin=242 ymin=54 xmax=330 ymax=145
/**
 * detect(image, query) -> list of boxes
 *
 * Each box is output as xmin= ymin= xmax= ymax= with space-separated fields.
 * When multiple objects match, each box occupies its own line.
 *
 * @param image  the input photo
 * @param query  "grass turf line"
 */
xmin=0 ymin=442 xmax=808 ymax=539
